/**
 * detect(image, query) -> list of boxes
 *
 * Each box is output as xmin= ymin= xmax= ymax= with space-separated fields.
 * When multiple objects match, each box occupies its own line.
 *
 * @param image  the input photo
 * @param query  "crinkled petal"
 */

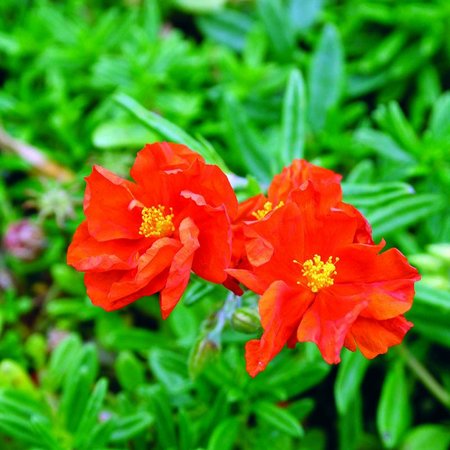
xmin=67 ymin=221 xmax=147 ymax=272
xmin=160 ymin=217 xmax=200 ymax=319
xmin=84 ymin=166 xmax=142 ymax=241
xmin=336 ymin=244 xmax=420 ymax=319
xmin=180 ymin=191 xmax=233 ymax=284
xmin=297 ymin=290 xmax=368 ymax=364
xmin=268 ymin=159 xmax=342 ymax=209
xmin=85 ymin=237 xmax=180 ymax=310
xmin=245 ymin=281 xmax=313 ymax=377
xmin=347 ymin=316 xmax=413 ymax=358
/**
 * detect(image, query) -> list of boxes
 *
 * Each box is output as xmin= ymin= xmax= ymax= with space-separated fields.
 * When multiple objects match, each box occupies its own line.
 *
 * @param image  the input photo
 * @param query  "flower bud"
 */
xmin=3 ymin=220 xmax=45 ymax=261
xmin=231 ymin=307 xmax=261 ymax=334
xmin=188 ymin=336 xmax=219 ymax=378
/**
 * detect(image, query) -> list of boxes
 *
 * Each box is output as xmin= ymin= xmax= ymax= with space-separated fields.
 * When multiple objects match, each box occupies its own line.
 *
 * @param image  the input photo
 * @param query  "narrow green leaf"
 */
xmin=377 ymin=363 xmax=410 ymax=448
xmin=74 ymin=378 xmax=109 ymax=449
xmin=222 ymin=93 xmax=272 ymax=181
xmin=335 ymin=350 xmax=370 ymax=415
xmin=29 ymin=415 xmax=61 ymax=450
xmin=258 ymin=0 xmax=295 ymax=61
xmin=280 ymin=68 xmax=306 ymax=166
xmin=115 ymin=352 xmax=145 ymax=392
xmin=338 ymin=393 xmax=363 ymax=450
xmin=114 ymin=93 xmax=227 ymax=170
xmin=148 ymin=349 xmax=191 ymax=395
xmin=308 ymin=24 xmax=344 ymax=131
xmin=207 ymin=418 xmax=240 ymax=450
xmin=197 ymin=9 xmax=253 ymax=51
xmin=110 ymin=412 xmax=154 ymax=442
xmin=254 ymin=401 xmax=304 ymax=438
xmin=367 ymin=194 xmax=444 ymax=238
xmin=400 ymin=424 xmax=450 ymax=450
xmin=289 ymin=0 xmax=324 ymax=32
xmin=354 ymin=128 xmax=416 ymax=164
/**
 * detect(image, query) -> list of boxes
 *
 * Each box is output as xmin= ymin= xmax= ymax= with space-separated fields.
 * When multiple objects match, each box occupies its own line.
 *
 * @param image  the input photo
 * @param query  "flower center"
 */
xmin=251 ymin=201 xmax=284 ymax=220
xmin=294 ymin=254 xmax=339 ymax=293
xmin=139 ymin=205 xmax=175 ymax=238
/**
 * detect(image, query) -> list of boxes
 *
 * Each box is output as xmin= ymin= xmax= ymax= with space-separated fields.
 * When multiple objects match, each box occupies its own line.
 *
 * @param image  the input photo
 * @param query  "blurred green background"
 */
xmin=0 ymin=0 xmax=449 ymax=449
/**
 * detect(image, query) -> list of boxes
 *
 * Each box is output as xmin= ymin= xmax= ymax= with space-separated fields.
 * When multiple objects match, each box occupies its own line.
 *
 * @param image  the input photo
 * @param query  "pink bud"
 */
xmin=3 ymin=220 xmax=45 ymax=261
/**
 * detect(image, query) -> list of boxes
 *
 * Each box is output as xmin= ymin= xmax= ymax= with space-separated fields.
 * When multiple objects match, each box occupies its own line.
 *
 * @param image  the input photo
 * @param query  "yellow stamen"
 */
xmin=139 ymin=205 xmax=175 ymax=238
xmin=293 ymin=254 xmax=339 ymax=293
xmin=251 ymin=201 xmax=284 ymax=220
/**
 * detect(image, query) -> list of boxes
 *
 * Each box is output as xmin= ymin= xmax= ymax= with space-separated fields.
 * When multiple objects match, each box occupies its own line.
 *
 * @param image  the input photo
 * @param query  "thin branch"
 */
xmin=0 ymin=126 xmax=74 ymax=182
xmin=398 ymin=344 xmax=450 ymax=409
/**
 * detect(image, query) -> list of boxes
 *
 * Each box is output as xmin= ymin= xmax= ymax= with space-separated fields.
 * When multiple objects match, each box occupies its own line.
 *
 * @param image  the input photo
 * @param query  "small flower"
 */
xmin=228 ymin=185 xmax=420 ymax=377
xmin=3 ymin=220 xmax=45 ymax=261
xmin=67 ymin=142 xmax=237 ymax=319
xmin=225 ymin=159 xmax=372 ymax=294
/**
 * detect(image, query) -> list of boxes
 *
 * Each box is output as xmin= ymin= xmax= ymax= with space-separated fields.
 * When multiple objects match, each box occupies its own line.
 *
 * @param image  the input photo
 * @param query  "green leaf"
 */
xmin=289 ymin=0 xmax=324 ymax=32
xmin=110 ymin=411 xmax=155 ymax=442
xmin=92 ymin=119 xmax=158 ymax=149
xmin=280 ymin=68 xmax=306 ymax=167
xmin=207 ymin=418 xmax=240 ymax=450
xmin=45 ymin=334 xmax=82 ymax=389
xmin=366 ymin=194 xmax=444 ymax=239
xmin=175 ymin=0 xmax=227 ymax=13
xmin=74 ymin=378 xmax=109 ymax=449
xmin=377 ymin=363 xmax=411 ymax=448
xmin=400 ymin=424 xmax=450 ymax=450
xmin=308 ymin=24 xmax=344 ymax=131
xmin=115 ymin=352 xmax=145 ymax=392
xmin=114 ymin=93 xmax=227 ymax=170
xmin=222 ymin=93 xmax=272 ymax=181
xmin=338 ymin=392 xmax=363 ymax=450
xmin=258 ymin=0 xmax=295 ymax=61
xmin=335 ymin=350 xmax=370 ymax=415
xmin=354 ymin=128 xmax=416 ymax=164
xmin=253 ymin=401 xmax=304 ymax=438
xmin=197 ymin=9 xmax=253 ymax=52
xmin=178 ymin=409 xmax=196 ymax=450
xmin=148 ymin=349 xmax=191 ymax=395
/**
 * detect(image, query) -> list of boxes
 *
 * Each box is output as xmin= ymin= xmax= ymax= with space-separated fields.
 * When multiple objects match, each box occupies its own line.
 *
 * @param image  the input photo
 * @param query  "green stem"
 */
xmin=398 ymin=344 xmax=450 ymax=409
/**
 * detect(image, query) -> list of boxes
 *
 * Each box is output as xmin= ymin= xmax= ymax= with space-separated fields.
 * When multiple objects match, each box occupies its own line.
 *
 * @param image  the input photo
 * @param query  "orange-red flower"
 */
xmin=226 ymin=159 xmax=372 ymax=294
xmin=67 ymin=142 xmax=237 ymax=319
xmin=228 ymin=185 xmax=420 ymax=377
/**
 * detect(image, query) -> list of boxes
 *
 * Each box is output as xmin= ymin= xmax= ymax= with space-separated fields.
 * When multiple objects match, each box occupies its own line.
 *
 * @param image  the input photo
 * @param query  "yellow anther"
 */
xmin=294 ymin=255 xmax=339 ymax=293
xmin=251 ymin=201 xmax=284 ymax=220
xmin=139 ymin=205 xmax=175 ymax=238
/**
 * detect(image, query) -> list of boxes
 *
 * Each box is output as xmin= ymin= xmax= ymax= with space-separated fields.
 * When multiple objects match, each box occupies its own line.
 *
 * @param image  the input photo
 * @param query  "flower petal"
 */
xmin=85 ymin=237 xmax=180 ymax=310
xmin=84 ymin=166 xmax=142 ymax=241
xmin=297 ymin=290 xmax=368 ymax=364
xmin=67 ymin=221 xmax=147 ymax=272
xmin=245 ymin=281 xmax=313 ymax=377
xmin=336 ymin=244 xmax=420 ymax=319
xmin=160 ymin=217 xmax=200 ymax=319
xmin=347 ymin=316 xmax=413 ymax=358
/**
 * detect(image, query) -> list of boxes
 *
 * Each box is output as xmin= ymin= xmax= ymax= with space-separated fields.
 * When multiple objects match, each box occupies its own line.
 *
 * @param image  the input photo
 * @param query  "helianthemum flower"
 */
xmin=228 ymin=184 xmax=420 ymax=377
xmin=67 ymin=142 xmax=237 ymax=319
xmin=225 ymin=159 xmax=372 ymax=294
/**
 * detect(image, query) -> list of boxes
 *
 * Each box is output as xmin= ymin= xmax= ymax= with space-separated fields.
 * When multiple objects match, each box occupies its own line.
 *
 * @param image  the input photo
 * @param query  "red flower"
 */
xmin=228 ymin=185 xmax=420 ymax=377
xmin=67 ymin=142 xmax=237 ymax=319
xmin=226 ymin=160 xmax=372 ymax=294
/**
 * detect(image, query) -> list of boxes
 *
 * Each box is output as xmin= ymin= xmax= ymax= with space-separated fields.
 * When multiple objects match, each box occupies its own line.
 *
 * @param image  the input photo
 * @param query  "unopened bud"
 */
xmin=188 ymin=336 xmax=219 ymax=379
xmin=231 ymin=307 xmax=261 ymax=334
xmin=3 ymin=220 xmax=45 ymax=261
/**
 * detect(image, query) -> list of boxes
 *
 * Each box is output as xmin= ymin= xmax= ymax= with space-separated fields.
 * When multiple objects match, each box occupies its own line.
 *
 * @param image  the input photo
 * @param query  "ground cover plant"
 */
xmin=0 ymin=0 xmax=449 ymax=449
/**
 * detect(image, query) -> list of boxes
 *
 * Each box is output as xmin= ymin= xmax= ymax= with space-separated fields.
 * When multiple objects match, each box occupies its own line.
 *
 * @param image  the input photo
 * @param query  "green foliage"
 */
xmin=0 ymin=0 xmax=449 ymax=449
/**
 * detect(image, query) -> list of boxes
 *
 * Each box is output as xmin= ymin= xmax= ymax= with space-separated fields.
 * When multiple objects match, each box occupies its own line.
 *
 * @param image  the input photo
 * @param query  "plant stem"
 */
xmin=398 ymin=344 xmax=450 ymax=409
